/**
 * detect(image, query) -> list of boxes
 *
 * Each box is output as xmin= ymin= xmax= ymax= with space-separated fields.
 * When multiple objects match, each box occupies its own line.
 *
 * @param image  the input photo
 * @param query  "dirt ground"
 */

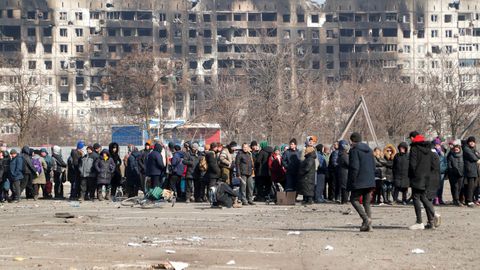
xmin=1 ymin=189 xmax=479 ymax=270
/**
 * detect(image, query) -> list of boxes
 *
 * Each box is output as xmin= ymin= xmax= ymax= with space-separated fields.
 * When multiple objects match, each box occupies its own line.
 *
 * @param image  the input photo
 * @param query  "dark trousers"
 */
xmin=334 ymin=174 xmax=342 ymax=201
xmin=80 ymin=177 xmax=88 ymax=199
xmin=350 ymin=188 xmax=372 ymax=222
xmin=465 ymin=177 xmax=478 ymax=203
xmin=436 ymin=174 xmax=446 ymax=200
xmin=374 ymin=180 xmax=385 ymax=203
xmin=53 ymin=172 xmax=64 ymax=199
xmin=449 ymin=176 xmax=464 ymax=202
xmin=285 ymin=174 xmax=297 ymax=191
xmin=186 ymin=178 xmax=195 ymax=200
xmin=194 ymin=178 xmax=205 ymax=201
xmin=33 ymin=184 xmax=45 ymax=198
xmin=255 ymin=176 xmax=271 ymax=200
xmin=150 ymin=175 xmax=163 ymax=189
xmin=69 ymin=175 xmax=80 ymax=199
xmin=393 ymin=187 xmax=408 ymax=202
xmin=21 ymin=174 xmax=34 ymax=199
xmin=11 ymin=180 xmax=21 ymax=201
xmin=412 ymin=188 xmax=435 ymax=224
xmin=110 ymin=174 xmax=121 ymax=197
xmin=327 ymin=171 xmax=336 ymax=200
xmin=169 ymin=174 xmax=181 ymax=194
xmin=315 ymin=173 xmax=326 ymax=202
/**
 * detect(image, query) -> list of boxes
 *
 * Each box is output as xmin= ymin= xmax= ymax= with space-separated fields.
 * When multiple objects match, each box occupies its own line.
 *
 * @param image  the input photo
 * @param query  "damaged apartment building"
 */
xmin=0 ymin=0 xmax=479 ymax=137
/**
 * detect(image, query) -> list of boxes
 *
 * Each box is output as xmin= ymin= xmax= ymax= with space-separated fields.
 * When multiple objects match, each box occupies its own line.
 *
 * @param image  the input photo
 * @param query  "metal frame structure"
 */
xmin=339 ymin=95 xmax=379 ymax=147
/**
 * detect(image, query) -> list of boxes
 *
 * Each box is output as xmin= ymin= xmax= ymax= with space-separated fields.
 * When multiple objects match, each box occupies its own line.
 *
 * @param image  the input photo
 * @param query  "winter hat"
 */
xmin=259 ymin=141 xmax=268 ymax=149
xmin=398 ymin=142 xmax=408 ymax=151
xmin=40 ymin=148 xmax=47 ymax=153
xmin=350 ymin=132 xmax=362 ymax=143
xmin=306 ymin=136 xmax=318 ymax=145
xmin=453 ymin=139 xmax=462 ymax=146
xmin=192 ymin=142 xmax=199 ymax=150
xmin=9 ymin=149 xmax=17 ymax=155
xmin=339 ymin=140 xmax=350 ymax=152
xmin=289 ymin=138 xmax=297 ymax=145
xmin=433 ymin=137 xmax=442 ymax=145
xmin=77 ymin=140 xmax=85 ymax=150
xmin=273 ymin=146 xmax=280 ymax=152
xmin=467 ymin=136 xmax=476 ymax=143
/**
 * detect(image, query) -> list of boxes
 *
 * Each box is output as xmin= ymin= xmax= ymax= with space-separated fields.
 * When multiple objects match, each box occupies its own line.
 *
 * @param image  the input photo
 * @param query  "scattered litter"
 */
xmin=127 ymin=242 xmax=142 ymax=247
xmin=287 ymin=231 xmax=301 ymax=235
xmin=55 ymin=213 xmax=76 ymax=219
xmin=411 ymin=248 xmax=425 ymax=254
xmin=152 ymin=261 xmax=189 ymax=270
xmin=165 ymin=250 xmax=176 ymax=254
xmin=69 ymin=201 xmax=80 ymax=208
xmin=342 ymin=210 xmax=352 ymax=215
xmin=170 ymin=261 xmax=189 ymax=270
xmin=14 ymin=257 xmax=25 ymax=261
xmin=186 ymin=236 xmax=203 ymax=242
xmin=226 ymin=260 xmax=236 ymax=265
xmin=324 ymin=245 xmax=334 ymax=251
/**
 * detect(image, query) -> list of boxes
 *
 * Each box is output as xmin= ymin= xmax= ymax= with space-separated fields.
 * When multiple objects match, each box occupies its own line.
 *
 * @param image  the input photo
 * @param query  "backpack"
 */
xmin=32 ymin=158 xmax=43 ymax=174
xmin=199 ymin=156 xmax=208 ymax=172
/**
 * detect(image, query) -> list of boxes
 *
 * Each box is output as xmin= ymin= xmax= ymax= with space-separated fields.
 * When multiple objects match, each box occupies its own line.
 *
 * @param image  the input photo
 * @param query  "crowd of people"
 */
xmin=1 ymin=130 xmax=479 ymax=231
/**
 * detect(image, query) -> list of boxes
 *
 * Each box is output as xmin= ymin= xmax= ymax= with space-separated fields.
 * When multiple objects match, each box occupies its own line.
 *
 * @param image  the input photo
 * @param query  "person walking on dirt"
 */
xmin=347 ymin=132 xmax=376 ymax=232
xmin=408 ymin=131 xmax=441 ymax=230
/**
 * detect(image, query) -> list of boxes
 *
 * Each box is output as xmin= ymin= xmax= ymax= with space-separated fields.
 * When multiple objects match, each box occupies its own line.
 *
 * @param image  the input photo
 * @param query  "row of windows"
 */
xmin=326 ymin=13 xmax=480 ymax=23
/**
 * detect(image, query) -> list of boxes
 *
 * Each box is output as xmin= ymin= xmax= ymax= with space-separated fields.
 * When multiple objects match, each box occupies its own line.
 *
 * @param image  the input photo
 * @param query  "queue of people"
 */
xmin=1 ymin=130 xmax=479 ymax=232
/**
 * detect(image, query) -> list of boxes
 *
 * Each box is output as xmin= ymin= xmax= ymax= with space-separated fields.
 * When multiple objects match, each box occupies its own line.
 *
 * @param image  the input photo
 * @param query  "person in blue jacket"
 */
xmin=146 ymin=143 xmax=166 ymax=189
xmin=9 ymin=149 xmax=24 ymax=202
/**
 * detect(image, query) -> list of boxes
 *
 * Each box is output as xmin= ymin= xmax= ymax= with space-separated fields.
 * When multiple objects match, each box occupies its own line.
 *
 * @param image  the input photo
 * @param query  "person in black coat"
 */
xmin=447 ymin=140 xmax=464 ymax=206
xmin=137 ymin=142 xmax=151 ymax=193
xmin=126 ymin=147 xmax=141 ymax=198
xmin=462 ymin=136 xmax=479 ymax=207
xmin=282 ymin=138 xmax=301 ymax=192
xmin=20 ymin=146 xmax=37 ymax=199
xmin=336 ymin=140 xmax=350 ymax=204
xmin=254 ymin=144 xmax=273 ymax=201
xmin=373 ymin=147 xmax=387 ymax=204
xmin=205 ymin=143 xmax=221 ymax=188
xmin=183 ymin=142 xmax=202 ymax=202
xmin=94 ymin=150 xmax=116 ymax=201
xmin=408 ymin=131 xmax=440 ymax=230
xmin=297 ymin=146 xmax=317 ymax=204
xmin=347 ymin=132 xmax=376 ymax=232
xmin=146 ymin=143 xmax=166 ymax=189
xmin=393 ymin=142 xmax=409 ymax=204
xmin=108 ymin=142 xmax=122 ymax=198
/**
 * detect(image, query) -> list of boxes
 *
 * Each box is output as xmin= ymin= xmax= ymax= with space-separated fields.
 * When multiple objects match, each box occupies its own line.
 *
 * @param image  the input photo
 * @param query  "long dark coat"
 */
xmin=297 ymin=151 xmax=317 ymax=197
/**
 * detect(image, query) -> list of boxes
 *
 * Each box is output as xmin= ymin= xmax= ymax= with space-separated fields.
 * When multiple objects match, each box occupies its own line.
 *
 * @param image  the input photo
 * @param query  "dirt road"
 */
xmin=0 ymin=198 xmax=478 ymax=270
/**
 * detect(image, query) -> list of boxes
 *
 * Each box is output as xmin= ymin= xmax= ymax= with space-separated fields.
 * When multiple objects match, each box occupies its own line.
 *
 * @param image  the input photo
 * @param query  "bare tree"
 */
xmin=103 ymin=49 xmax=174 ymax=139
xmin=420 ymin=56 xmax=480 ymax=138
xmin=0 ymin=56 xmax=46 ymax=145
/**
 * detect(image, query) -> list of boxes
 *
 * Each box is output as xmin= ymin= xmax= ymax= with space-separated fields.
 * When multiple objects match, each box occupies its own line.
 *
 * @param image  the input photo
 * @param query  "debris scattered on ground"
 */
xmin=14 ymin=257 xmax=25 ymax=261
xmin=411 ymin=248 xmax=425 ymax=254
xmin=324 ymin=245 xmax=334 ymax=251
xmin=226 ymin=260 xmax=236 ymax=265
xmin=165 ymin=249 xmax=176 ymax=254
xmin=127 ymin=242 xmax=142 ymax=247
xmin=55 ymin=212 xmax=76 ymax=219
xmin=186 ymin=236 xmax=203 ymax=242
xmin=287 ymin=231 xmax=301 ymax=235
xmin=342 ymin=210 xmax=352 ymax=215
xmin=151 ymin=261 xmax=189 ymax=270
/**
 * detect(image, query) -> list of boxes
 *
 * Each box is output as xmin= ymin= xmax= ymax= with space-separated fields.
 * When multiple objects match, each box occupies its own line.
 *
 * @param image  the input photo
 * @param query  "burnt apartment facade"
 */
xmin=0 ymin=0 xmax=479 ymax=136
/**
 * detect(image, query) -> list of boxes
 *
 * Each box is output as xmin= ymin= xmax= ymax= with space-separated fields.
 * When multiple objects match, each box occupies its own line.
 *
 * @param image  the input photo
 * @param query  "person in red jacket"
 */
xmin=268 ymin=146 xmax=286 ymax=190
